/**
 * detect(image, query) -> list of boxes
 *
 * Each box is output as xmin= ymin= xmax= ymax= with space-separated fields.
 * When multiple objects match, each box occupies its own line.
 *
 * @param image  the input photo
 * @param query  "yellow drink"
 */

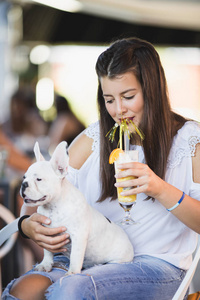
xmin=116 ymin=176 xmax=137 ymax=203
xmin=114 ymin=150 xmax=138 ymax=205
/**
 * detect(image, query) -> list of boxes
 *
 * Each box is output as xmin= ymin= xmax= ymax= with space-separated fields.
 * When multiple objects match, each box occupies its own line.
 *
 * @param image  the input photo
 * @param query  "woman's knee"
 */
xmin=10 ymin=274 xmax=52 ymax=300
xmin=47 ymin=274 xmax=96 ymax=300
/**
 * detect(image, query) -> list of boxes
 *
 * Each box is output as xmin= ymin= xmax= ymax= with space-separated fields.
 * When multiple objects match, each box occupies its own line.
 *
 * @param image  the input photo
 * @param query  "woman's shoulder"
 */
xmin=168 ymin=121 xmax=200 ymax=168
xmin=176 ymin=121 xmax=200 ymax=152
xmin=68 ymin=121 xmax=100 ymax=169
xmin=84 ymin=121 xmax=100 ymax=150
xmin=178 ymin=120 xmax=200 ymax=133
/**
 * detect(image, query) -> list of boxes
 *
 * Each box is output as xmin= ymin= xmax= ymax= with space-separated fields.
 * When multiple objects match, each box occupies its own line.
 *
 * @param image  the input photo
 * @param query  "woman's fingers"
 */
xmin=22 ymin=213 xmax=70 ymax=252
xmin=36 ymin=230 xmax=69 ymax=245
xmin=30 ymin=212 xmax=51 ymax=225
xmin=37 ymin=235 xmax=70 ymax=253
xmin=25 ymin=213 xmax=67 ymax=237
xmin=115 ymin=162 xmax=164 ymax=197
xmin=116 ymin=162 xmax=147 ymax=178
xmin=35 ymin=223 xmax=67 ymax=237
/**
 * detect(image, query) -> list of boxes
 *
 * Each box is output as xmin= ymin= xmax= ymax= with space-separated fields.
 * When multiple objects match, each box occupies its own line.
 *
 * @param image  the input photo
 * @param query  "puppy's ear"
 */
xmin=34 ymin=142 xmax=45 ymax=162
xmin=50 ymin=141 xmax=69 ymax=178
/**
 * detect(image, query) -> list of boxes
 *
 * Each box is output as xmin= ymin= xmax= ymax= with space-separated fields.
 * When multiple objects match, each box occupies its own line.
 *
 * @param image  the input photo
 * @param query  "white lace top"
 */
xmin=67 ymin=121 xmax=200 ymax=270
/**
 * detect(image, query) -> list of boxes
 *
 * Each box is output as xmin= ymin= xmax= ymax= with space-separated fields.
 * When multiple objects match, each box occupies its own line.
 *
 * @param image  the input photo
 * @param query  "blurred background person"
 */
xmin=1 ymin=85 xmax=49 ymax=159
xmin=48 ymin=94 xmax=86 ymax=153
xmin=0 ymin=128 xmax=31 ymax=174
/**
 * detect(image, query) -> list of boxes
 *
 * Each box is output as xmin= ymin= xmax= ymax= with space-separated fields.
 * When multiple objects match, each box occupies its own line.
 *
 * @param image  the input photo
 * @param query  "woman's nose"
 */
xmin=116 ymin=98 xmax=127 ymax=115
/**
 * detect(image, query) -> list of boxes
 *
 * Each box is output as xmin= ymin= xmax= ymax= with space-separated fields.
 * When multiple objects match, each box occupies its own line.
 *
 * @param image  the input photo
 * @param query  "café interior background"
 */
xmin=0 ymin=0 xmax=200 ymax=292
xmin=0 ymin=0 xmax=200 ymax=128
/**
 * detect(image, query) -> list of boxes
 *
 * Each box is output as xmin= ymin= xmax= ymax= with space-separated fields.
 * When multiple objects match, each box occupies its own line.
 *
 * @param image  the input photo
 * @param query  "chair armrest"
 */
xmin=0 ymin=217 xmax=19 ymax=248
xmin=0 ymin=203 xmax=19 ymax=257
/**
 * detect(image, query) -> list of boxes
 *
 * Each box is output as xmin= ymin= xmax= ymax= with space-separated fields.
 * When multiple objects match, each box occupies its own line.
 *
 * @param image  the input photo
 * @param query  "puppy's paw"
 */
xmin=67 ymin=267 xmax=81 ymax=275
xmin=66 ymin=271 xmax=75 ymax=276
xmin=34 ymin=263 xmax=53 ymax=272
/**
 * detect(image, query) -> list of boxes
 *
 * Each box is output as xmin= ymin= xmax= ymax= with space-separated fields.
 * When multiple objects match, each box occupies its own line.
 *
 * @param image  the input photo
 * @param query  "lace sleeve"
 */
xmin=168 ymin=121 xmax=200 ymax=169
xmin=84 ymin=121 xmax=100 ymax=152
xmin=189 ymin=136 xmax=200 ymax=156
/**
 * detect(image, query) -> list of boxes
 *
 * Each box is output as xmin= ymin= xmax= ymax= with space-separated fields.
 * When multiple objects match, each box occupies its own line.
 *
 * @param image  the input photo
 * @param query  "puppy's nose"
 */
xmin=21 ymin=181 xmax=29 ymax=197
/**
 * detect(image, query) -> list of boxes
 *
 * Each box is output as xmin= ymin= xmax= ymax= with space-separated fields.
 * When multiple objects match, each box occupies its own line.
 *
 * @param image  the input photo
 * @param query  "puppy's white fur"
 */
xmin=20 ymin=141 xmax=134 ymax=274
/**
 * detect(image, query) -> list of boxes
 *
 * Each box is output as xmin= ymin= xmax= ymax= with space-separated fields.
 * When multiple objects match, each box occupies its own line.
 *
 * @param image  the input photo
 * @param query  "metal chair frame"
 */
xmin=0 ymin=204 xmax=18 ymax=295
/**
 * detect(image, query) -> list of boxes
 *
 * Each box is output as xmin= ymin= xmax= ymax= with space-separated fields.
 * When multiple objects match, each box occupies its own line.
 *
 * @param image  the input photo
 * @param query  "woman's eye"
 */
xmin=105 ymin=99 xmax=114 ymax=104
xmin=37 ymin=178 xmax=42 ymax=181
xmin=123 ymin=95 xmax=135 ymax=100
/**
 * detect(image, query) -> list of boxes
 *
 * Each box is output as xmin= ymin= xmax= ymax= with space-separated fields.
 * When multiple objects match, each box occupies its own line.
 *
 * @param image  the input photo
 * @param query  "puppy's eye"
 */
xmin=23 ymin=175 xmax=26 ymax=179
xmin=37 ymin=178 xmax=42 ymax=181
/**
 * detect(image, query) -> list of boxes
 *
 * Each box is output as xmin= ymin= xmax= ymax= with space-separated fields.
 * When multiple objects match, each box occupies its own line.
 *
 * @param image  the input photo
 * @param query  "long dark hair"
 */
xmin=95 ymin=37 xmax=187 ymax=202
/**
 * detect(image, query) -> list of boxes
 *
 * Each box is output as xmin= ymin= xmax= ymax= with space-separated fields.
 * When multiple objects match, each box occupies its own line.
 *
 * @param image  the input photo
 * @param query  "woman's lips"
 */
xmin=119 ymin=117 xmax=135 ymax=123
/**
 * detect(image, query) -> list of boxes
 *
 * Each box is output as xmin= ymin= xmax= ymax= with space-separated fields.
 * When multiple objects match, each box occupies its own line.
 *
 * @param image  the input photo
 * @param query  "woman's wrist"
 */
xmin=18 ymin=215 xmax=30 ymax=239
xmin=166 ymin=192 xmax=185 ymax=212
xmin=158 ymin=182 xmax=185 ymax=212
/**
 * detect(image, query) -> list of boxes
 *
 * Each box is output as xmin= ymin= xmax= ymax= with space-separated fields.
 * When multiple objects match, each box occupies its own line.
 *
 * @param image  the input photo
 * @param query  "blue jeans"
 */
xmin=2 ymin=255 xmax=188 ymax=300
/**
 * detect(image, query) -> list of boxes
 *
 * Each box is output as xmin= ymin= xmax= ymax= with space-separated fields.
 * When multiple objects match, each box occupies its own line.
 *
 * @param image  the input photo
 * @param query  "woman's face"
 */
xmin=100 ymin=72 xmax=144 ymax=129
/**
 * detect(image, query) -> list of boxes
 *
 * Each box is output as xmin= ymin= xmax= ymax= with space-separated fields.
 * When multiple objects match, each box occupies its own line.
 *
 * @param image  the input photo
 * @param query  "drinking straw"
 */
xmin=119 ymin=125 xmax=123 ymax=149
xmin=124 ymin=132 xmax=130 ymax=152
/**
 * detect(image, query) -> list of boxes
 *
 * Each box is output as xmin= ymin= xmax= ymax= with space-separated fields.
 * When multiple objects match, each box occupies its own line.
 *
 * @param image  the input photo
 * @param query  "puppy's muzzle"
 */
xmin=21 ymin=181 xmax=29 ymax=198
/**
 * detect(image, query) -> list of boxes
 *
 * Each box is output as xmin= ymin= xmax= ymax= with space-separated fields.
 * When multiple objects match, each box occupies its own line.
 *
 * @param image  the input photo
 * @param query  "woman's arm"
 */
xmin=115 ymin=143 xmax=200 ymax=234
xmin=68 ymin=131 xmax=93 ymax=169
xmin=20 ymin=131 xmax=93 ymax=251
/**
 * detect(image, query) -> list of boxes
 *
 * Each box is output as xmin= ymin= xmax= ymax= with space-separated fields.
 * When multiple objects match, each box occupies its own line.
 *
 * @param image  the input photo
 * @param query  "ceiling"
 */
xmin=75 ymin=0 xmax=200 ymax=31
xmin=8 ymin=0 xmax=200 ymax=46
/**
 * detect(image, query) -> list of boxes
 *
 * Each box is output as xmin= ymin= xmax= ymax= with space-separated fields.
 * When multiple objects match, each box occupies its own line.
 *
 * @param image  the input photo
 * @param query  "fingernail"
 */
xmin=45 ymin=219 xmax=51 ymax=224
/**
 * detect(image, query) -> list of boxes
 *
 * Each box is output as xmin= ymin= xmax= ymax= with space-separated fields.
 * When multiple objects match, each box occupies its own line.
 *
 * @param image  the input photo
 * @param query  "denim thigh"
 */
xmin=46 ymin=255 xmax=188 ymax=300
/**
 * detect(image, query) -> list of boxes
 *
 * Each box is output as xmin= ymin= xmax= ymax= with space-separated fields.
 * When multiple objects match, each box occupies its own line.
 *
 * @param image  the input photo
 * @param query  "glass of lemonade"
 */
xmin=114 ymin=150 xmax=139 ymax=226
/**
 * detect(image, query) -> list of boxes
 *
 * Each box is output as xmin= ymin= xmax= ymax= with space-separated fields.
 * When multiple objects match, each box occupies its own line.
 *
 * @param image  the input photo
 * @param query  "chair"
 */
xmin=172 ymin=240 xmax=200 ymax=300
xmin=0 ymin=204 xmax=19 ymax=295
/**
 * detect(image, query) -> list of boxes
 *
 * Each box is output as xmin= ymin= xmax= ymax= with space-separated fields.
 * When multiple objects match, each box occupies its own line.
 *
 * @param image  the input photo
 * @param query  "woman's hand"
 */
xmin=115 ymin=161 xmax=164 ymax=199
xmin=115 ymin=160 xmax=200 ymax=233
xmin=21 ymin=213 xmax=70 ymax=253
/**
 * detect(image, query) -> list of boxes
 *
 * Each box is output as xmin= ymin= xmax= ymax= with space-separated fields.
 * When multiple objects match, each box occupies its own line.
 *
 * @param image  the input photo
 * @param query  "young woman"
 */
xmin=3 ymin=37 xmax=200 ymax=300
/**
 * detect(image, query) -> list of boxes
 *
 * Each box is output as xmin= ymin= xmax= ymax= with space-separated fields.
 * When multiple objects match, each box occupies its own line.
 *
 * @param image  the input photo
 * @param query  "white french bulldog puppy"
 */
xmin=20 ymin=141 xmax=134 ymax=274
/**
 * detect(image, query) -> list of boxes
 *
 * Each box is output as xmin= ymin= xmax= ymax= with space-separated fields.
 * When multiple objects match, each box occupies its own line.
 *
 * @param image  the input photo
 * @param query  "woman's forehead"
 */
xmin=100 ymin=73 xmax=140 ymax=94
